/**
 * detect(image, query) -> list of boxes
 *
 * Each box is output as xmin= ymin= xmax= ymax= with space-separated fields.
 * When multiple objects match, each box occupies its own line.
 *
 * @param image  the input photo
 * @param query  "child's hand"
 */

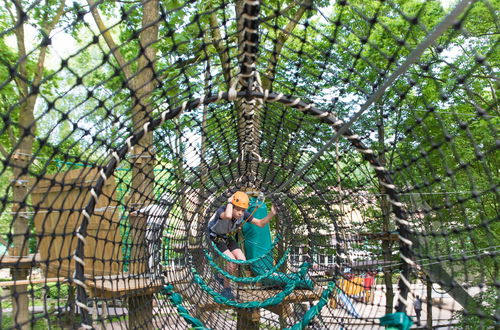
xmin=270 ymin=205 xmax=277 ymax=216
xmin=227 ymin=195 xmax=234 ymax=203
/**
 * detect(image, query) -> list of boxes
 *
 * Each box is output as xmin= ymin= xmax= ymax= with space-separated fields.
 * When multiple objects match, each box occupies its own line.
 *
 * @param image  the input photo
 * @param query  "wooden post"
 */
xmin=128 ymin=214 xmax=153 ymax=329
xmin=278 ymin=304 xmax=287 ymax=328
xmin=236 ymin=308 xmax=260 ymax=330
xmin=92 ymin=299 xmax=108 ymax=330
xmin=92 ymin=300 xmax=99 ymax=328
xmin=66 ymin=286 xmax=76 ymax=327
xmin=426 ymin=275 xmax=432 ymax=329
xmin=10 ymin=268 xmax=29 ymax=330
xmin=268 ymin=303 xmax=293 ymax=328
xmin=128 ymin=294 xmax=154 ymax=330
xmin=129 ymin=215 xmax=148 ymax=274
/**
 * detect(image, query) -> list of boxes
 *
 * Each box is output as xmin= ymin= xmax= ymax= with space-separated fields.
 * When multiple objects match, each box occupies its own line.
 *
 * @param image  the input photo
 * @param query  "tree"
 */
xmin=0 ymin=0 xmax=66 ymax=327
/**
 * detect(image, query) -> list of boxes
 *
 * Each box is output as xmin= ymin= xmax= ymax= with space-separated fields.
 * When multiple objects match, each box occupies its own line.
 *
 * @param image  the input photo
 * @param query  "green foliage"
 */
xmin=46 ymin=283 xmax=70 ymax=300
xmin=1 ymin=315 xmax=47 ymax=330
xmin=452 ymin=286 xmax=498 ymax=329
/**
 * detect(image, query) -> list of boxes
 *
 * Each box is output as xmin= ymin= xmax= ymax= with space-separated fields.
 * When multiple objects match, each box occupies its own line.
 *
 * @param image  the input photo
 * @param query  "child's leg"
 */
xmin=230 ymin=248 xmax=246 ymax=261
xmin=222 ymin=249 xmax=237 ymax=288
xmin=211 ymin=236 xmax=234 ymax=288
xmin=222 ymin=238 xmax=245 ymax=288
xmin=227 ymin=249 xmax=246 ymax=286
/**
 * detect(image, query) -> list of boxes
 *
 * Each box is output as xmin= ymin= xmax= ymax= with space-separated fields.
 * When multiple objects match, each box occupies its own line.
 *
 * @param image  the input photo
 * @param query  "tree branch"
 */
xmin=8 ymin=124 xmax=15 ymax=147
xmin=262 ymin=0 xmax=312 ymax=90
xmin=158 ymin=54 xmax=203 ymax=82
xmin=485 ymin=75 xmax=498 ymax=114
xmin=86 ymin=0 xmax=134 ymax=81
xmin=3 ymin=3 xmax=24 ymax=93
xmin=261 ymin=3 xmax=296 ymax=23
xmin=208 ymin=10 xmax=232 ymax=87
xmin=413 ymin=73 xmax=447 ymax=83
xmin=33 ymin=0 xmax=66 ymax=88
xmin=13 ymin=0 xmax=28 ymax=99
xmin=474 ymin=32 xmax=500 ymax=37
xmin=0 ymin=143 xmax=10 ymax=159
xmin=4 ymin=3 xmax=13 ymax=21
xmin=0 ymin=236 xmax=8 ymax=247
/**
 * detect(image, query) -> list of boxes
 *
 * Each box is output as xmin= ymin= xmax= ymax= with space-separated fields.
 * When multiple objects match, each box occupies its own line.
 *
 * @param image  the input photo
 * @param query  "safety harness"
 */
xmin=208 ymin=195 xmax=265 ymax=243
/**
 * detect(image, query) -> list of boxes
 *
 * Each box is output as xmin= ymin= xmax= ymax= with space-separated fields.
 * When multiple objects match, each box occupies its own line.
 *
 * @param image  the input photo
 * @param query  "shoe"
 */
xmin=221 ymin=287 xmax=235 ymax=300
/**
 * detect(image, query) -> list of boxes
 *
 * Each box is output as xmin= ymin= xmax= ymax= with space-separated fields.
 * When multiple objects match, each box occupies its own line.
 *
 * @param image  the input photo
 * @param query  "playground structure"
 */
xmin=0 ymin=0 xmax=498 ymax=329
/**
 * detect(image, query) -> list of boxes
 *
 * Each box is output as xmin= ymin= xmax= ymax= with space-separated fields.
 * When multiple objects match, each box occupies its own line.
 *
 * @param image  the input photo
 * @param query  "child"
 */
xmin=208 ymin=191 xmax=277 ymax=299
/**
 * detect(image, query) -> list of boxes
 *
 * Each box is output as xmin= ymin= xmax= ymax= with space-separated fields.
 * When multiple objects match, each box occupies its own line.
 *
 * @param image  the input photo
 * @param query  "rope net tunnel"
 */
xmin=0 ymin=0 xmax=497 ymax=329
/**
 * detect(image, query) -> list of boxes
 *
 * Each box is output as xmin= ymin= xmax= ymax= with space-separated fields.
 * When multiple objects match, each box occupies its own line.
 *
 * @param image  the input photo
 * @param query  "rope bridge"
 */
xmin=0 ymin=0 xmax=497 ymax=329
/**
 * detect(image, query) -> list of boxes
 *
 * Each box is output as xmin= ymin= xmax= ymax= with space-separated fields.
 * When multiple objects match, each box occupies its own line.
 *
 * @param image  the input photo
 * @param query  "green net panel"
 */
xmin=0 ymin=0 xmax=498 ymax=329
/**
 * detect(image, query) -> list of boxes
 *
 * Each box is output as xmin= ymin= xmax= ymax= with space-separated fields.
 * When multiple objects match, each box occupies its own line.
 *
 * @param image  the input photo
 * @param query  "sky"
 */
xmin=6 ymin=0 xmax=459 ymax=65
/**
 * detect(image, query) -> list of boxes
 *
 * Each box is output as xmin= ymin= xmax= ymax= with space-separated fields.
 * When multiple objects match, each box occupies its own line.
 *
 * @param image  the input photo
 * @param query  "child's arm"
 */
xmin=219 ymin=196 xmax=234 ymax=220
xmin=251 ymin=205 xmax=277 ymax=227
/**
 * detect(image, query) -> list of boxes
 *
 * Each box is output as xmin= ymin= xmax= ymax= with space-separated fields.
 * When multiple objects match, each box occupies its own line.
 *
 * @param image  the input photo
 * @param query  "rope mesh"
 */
xmin=0 ymin=0 xmax=497 ymax=328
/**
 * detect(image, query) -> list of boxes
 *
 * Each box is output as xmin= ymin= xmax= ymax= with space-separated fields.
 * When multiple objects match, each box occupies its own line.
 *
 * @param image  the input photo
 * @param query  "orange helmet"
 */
xmin=231 ymin=191 xmax=249 ymax=209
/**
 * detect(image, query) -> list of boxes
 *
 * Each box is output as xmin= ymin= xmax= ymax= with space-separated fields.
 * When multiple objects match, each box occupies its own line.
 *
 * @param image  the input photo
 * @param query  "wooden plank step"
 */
xmin=86 ymin=277 xmax=165 ymax=299
xmin=0 ymin=253 xmax=40 ymax=268
xmin=198 ymin=287 xmax=323 ymax=311
xmin=0 ymin=277 xmax=67 ymax=287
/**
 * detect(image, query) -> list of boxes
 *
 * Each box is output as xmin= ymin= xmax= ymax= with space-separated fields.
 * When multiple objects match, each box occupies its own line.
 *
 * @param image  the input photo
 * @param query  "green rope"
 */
xmin=191 ymin=263 xmax=311 ymax=308
xmin=162 ymin=284 xmax=212 ymax=330
xmin=163 ymin=281 xmax=334 ymax=330
xmin=285 ymin=281 xmax=335 ymax=330
xmin=204 ymin=248 xmax=290 ymax=283
xmin=209 ymin=235 xmax=280 ymax=265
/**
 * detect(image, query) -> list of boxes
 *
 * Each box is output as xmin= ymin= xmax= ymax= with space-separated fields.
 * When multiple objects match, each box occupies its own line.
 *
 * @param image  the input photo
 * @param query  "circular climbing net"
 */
xmin=0 ymin=0 xmax=498 ymax=329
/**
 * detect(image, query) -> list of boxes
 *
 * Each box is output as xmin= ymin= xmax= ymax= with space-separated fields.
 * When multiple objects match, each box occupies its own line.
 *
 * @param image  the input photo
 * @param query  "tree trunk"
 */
xmin=9 ymin=0 xmax=46 ymax=326
xmin=9 ymin=0 xmax=65 ymax=320
xmin=377 ymin=109 xmax=394 ymax=314
xmin=129 ymin=0 xmax=159 ymax=203
xmin=127 ymin=0 xmax=159 ymax=327
xmin=128 ymin=0 xmax=159 ymax=244
xmin=10 ymin=147 xmax=30 ymax=329
xmin=173 ymin=118 xmax=188 ymax=227
xmin=197 ymin=60 xmax=210 ymax=233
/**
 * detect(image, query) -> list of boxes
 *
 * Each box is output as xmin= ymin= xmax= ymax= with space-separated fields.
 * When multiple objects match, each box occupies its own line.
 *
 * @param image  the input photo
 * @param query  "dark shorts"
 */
xmin=211 ymin=235 xmax=239 ymax=253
